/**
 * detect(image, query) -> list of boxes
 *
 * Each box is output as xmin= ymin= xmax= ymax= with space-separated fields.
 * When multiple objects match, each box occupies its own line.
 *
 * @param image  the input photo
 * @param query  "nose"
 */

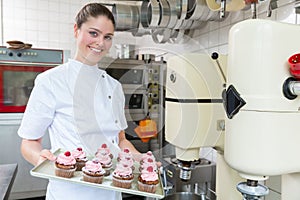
xmin=96 ymin=36 xmax=105 ymax=47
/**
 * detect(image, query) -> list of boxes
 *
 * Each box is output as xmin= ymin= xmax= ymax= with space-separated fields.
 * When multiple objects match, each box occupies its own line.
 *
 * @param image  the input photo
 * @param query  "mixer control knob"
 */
xmin=8 ymin=52 xmax=13 ymax=56
xmin=17 ymin=52 xmax=22 ymax=57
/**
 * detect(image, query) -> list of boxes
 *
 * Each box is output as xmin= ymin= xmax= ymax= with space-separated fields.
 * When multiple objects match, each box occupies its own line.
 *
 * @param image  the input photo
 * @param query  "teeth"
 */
xmin=90 ymin=47 xmax=102 ymax=53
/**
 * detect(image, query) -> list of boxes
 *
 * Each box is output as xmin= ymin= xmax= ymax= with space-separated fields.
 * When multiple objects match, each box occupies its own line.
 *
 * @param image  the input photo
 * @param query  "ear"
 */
xmin=74 ymin=24 xmax=79 ymax=38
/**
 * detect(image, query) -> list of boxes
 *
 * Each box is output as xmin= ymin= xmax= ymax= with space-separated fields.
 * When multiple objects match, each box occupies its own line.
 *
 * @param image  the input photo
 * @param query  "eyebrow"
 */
xmin=90 ymin=28 xmax=114 ymax=36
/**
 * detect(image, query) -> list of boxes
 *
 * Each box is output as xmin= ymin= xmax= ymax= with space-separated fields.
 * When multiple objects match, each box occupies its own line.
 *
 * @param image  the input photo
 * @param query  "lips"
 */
xmin=89 ymin=46 xmax=103 ymax=53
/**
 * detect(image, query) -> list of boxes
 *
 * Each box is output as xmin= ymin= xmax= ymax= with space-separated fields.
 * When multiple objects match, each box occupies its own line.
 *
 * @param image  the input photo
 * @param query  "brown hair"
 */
xmin=75 ymin=3 xmax=115 ymax=29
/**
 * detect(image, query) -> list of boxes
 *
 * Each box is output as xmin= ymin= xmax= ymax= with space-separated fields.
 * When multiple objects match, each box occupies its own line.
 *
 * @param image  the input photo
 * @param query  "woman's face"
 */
xmin=74 ymin=15 xmax=114 ymax=66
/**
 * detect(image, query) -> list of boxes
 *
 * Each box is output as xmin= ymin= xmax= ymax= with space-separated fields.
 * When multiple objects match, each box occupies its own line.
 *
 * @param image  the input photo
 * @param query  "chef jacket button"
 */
xmin=112 ymin=140 xmax=114 ymax=144
xmin=115 ymin=120 xmax=118 ymax=123
xmin=108 ymin=95 xmax=111 ymax=99
xmin=102 ymin=75 xmax=105 ymax=78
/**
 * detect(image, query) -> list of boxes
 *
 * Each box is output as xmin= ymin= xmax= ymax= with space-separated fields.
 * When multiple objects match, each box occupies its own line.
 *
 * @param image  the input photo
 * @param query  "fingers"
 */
xmin=40 ymin=149 xmax=56 ymax=161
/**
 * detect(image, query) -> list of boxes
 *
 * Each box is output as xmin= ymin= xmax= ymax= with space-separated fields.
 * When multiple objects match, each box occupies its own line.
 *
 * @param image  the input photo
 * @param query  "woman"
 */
xmin=18 ymin=3 xmax=140 ymax=199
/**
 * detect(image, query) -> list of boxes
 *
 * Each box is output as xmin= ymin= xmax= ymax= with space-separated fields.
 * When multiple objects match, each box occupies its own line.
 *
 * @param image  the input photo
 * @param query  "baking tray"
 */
xmin=30 ymin=149 xmax=165 ymax=199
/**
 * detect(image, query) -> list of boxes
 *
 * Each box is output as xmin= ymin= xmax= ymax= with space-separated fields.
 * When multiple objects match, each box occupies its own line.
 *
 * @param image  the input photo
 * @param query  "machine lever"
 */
xmin=211 ymin=52 xmax=226 ymax=83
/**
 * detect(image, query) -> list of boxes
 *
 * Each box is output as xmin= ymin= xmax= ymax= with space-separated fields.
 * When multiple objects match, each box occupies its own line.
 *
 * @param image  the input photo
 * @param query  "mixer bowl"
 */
xmin=164 ymin=192 xmax=206 ymax=200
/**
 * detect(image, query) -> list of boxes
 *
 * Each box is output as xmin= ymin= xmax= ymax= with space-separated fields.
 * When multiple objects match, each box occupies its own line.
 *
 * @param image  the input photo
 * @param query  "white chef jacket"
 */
xmin=18 ymin=59 xmax=128 ymax=200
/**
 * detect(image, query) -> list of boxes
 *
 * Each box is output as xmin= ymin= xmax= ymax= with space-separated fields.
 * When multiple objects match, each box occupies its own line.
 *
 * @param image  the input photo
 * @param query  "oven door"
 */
xmin=124 ymin=89 xmax=148 ymax=122
xmin=101 ymin=61 xmax=149 ymax=90
xmin=0 ymin=65 xmax=53 ymax=112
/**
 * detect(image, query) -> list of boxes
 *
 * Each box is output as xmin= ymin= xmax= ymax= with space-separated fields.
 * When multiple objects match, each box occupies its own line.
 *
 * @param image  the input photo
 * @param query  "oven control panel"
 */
xmin=0 ymin=46 xmax=63 ymax=64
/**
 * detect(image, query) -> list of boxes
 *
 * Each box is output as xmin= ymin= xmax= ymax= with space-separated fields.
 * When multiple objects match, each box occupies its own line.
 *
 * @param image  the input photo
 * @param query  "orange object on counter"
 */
xmin=134 ymin=119 xmax=157 ymax=143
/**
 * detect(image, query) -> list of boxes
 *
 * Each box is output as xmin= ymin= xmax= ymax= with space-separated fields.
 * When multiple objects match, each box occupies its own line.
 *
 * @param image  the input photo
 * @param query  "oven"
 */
xmin=0 ymin=46 xmax=63 ymax=199
xmin=99 ymin=58 xmax=166 ymax=153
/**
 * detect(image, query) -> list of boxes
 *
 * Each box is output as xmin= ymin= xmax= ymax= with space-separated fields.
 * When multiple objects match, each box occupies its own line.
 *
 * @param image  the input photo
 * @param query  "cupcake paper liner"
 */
xmin=82 ymin=173 xmax=104 ymax=184
xmin=138 ymin=181 xmax=158 ymax=193
xmin=54 ymin=166 xmax=76 ymax=178
xmin=112 ymin=176 xmax=133 ymax=189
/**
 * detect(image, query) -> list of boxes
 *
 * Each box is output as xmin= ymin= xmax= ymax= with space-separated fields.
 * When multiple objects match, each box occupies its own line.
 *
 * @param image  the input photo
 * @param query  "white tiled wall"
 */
xmin=0 ymin=0 xmax=298 ymax=58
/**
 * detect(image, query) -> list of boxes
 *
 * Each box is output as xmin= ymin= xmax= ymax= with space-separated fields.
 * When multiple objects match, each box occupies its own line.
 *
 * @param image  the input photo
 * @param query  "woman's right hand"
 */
xmin=37 ymin=149 xmax=56 ymax=166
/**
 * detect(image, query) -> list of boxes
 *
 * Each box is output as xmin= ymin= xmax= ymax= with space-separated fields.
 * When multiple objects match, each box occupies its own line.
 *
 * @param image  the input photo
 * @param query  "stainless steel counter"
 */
xmin=0 ymin=163 xmax=18 ymax=200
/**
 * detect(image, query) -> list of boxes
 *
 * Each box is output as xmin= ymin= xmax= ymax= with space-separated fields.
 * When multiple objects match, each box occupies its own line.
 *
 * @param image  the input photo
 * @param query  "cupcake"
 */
xmin=119 ymin=156 xmax=135 ymax=171
xmin=72 ymin=147 xmax=88 ymax=171
xmin=117 ymin=148 xmax=133 ymax=161
xmin=112 ymin=163 xmax=134 ymax=189
xmin=82 ymin=159 xmax=105 ymax=184
xmin=95 ymin=143 xmax=113 ymax=159
xmin=95 ymin=151 xmax=113 ymax=176
xmin=139 ymin=157 xmax=157 ymax=173
xmin=138 ymin=166 xmax=159 ymax=193
xmin=55 ymin=151 xmax=76 ymax=178
xmin=140 ymin=151 xmax=156 ymax=164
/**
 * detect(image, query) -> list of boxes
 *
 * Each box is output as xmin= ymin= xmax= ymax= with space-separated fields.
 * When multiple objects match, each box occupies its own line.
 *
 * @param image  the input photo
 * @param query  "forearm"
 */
xmin=20 ymin=139 xmax=43 ymax=166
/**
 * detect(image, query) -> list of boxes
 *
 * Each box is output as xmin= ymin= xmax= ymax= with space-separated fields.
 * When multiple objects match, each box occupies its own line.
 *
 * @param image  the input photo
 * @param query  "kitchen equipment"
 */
xmin=112 ymin=4 xmax=140 ymax=31
xmin=99 ymin=57 xmax=165 ymax=153
xmin=0 ymin=46 xmax=63 ymax=199
xmin=163 ymin=192 xmax=205 ymax=200
xmin=224 ymin=19 xmax=300 ymax=199
xmin=162 ymin=156 xmax=216 ymax=200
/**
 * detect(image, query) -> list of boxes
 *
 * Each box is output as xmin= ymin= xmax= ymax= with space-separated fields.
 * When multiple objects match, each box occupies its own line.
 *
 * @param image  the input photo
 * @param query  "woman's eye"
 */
xmin=89 ymin=31 xmax=98 ymax=37
xmin=104 ymin=35 xmax=113 ymax=41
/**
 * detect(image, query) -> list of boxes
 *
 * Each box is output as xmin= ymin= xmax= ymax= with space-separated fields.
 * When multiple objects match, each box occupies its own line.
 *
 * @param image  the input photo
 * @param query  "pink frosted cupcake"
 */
xmin=95 ymin=151 xmax=113 ymax=176
xmin=112 ymin=163 xmax=134 ymax=189
xmin=138 ymin=166 xmax=159 ymax=193
xmin=95 ymin=143 xmax=113 ymax=159
xmin=55 ymin=151 xmax=76 ymax=178
xmin=118 ymin=148 xmax=133 ymax=161
xmin=140 ymin=157 xmax=158 ymax=173
xmin=72 ymin=147 xmax=88 ymax=171
xmin=82 ymin=159 xmax=105 ymax=184
xmin=140 ymin=151 xmax=156 ymax=164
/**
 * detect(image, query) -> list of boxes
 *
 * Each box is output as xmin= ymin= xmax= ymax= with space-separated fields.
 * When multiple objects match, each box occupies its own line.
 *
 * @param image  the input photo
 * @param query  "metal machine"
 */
xmin=164 ymin=53 xmax=226 ymax=198
xmin=223 ymin=19 xmax=300 ymax=199
xmin=165 ymin=19 xmax=300 ymax=200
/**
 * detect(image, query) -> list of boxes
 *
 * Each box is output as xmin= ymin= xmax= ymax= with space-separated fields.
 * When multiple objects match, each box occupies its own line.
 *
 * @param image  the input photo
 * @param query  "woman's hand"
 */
xmin=38 ymin=149 xmax=56 ymax=165
xmin=21 ymin=138 xmax=56 ymax=166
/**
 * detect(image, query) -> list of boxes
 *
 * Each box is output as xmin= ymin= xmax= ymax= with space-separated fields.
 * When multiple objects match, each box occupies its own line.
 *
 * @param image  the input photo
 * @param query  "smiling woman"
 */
xmin=18 ymin=3 xmax=142 ymax=200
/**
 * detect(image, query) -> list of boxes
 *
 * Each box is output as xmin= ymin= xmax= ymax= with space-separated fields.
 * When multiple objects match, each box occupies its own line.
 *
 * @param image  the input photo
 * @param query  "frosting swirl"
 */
xmin=72 ymin=148 xmax=86 ymax=159
xmin=141 ymin=172 xmax=158 ymax=182
xmin=113 ymin=164 xmax=133 ymax=177
xmin=96 ymin=153 xmax=112 ymax=166
xmin=56 ymin=152 xmax=76 ymax=165
xmin=82 ymin=160 xmax=104 ymax=173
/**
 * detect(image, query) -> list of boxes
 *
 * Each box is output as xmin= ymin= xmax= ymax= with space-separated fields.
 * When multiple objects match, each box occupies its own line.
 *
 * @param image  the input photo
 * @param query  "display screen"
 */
xmin=106 ymin=68 xmax=143 ymax=84
xmin=125 ymin=93 xmax=143 ymax=109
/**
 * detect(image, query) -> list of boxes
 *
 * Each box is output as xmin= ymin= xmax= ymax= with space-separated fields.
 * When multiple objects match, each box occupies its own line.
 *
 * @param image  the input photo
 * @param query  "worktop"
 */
xmin=0 ymin=163 xmax=18 ymax=200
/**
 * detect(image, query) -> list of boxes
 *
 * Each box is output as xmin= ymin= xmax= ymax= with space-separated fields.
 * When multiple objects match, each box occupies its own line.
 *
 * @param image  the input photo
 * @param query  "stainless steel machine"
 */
xmin=162 ymin=155 xmax=216 ymax=199
xmin=0 ymin=47 xmax=63 ymax=199
xmin=99 ymin=56 xmax=166 ymax=154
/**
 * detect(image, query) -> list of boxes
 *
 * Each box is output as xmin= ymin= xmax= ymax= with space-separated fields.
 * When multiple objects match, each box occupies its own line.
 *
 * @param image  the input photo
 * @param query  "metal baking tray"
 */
xmin=30 ymin=149 xmax=165 ymax=199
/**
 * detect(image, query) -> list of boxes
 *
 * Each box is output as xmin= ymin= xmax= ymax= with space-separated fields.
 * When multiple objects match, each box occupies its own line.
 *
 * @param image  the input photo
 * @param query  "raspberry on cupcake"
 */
xmin=55 ymin=151 xmax=76 ymax=178
xmin=82 ymin=159 xmax=105 ymax=184
xmin=95 ymin=143 xmax=113 ymax=159
xmin=71 ymin=147 xmax=88 ymax=171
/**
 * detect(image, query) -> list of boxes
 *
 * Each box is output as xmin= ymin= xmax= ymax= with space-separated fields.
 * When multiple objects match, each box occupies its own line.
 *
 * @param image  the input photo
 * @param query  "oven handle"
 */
xmin=0 ymin=113 xmax=23 ymax=125
xmin=0 ymin=61 xmax=59 ymax=66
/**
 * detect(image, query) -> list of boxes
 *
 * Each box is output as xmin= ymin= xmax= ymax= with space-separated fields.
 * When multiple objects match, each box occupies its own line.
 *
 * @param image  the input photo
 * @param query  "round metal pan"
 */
xmin=112 ymin=4 xmax=140 ymax=31
xmin=206 ymin=0 xmax=246 ymax=11
xmin=141 ymin=0 xmax=161 ymax=28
